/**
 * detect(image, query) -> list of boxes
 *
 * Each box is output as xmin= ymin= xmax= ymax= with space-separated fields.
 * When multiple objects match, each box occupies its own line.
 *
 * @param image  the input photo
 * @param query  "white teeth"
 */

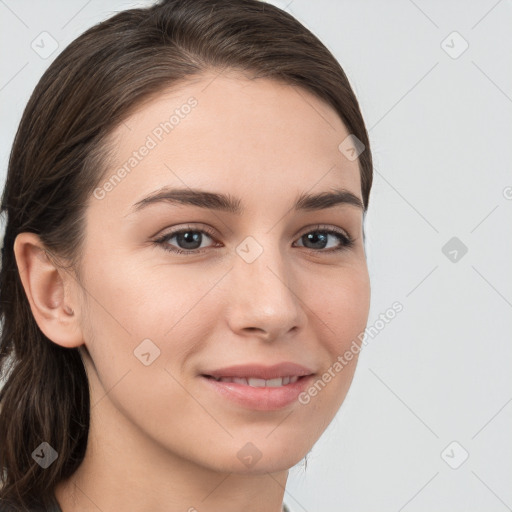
xmin=247 ymin=377 xmax=267 ymax=387
xmin=213 ymin=376 xmax=301 ymax=387
xmin=265 ymin=377 xmax=284 ymax=387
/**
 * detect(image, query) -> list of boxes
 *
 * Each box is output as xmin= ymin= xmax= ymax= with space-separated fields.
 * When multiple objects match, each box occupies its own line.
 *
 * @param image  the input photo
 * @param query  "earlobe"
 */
xmin=13 ymin=232 xmax=83 ymax=349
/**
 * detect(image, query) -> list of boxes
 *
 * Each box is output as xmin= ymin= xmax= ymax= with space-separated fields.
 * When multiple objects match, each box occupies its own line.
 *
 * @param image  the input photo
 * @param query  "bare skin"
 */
xmin=14 ymin=70 xmax=370 ymax=512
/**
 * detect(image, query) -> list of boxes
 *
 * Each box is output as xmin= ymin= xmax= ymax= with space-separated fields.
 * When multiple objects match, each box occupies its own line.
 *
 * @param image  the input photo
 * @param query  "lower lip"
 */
xmin=200 ymin=375 xmax=315 ymax=411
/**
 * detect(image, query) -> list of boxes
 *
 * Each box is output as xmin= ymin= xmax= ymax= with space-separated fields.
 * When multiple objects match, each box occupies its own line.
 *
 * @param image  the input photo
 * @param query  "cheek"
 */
xmin=80 ymin=258 xmax=226 ymax=383
xmin=309 ymin=264 xmax=371 ymax=352
xmin=296 ymin=264 xmax=370 ymax=413
xmin=77 ymin=263 xmax=218 ymax=436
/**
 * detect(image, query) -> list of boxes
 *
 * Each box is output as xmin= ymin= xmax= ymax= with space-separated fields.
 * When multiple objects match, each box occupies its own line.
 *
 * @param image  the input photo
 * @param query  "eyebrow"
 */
xmin=127 ymin=186 xmax=364 ymax=216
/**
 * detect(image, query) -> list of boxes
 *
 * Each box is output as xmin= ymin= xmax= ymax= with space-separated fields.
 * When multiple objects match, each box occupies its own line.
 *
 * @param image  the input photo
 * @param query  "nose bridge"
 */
xmin=228 ymin=232 xmax=304 ymax=338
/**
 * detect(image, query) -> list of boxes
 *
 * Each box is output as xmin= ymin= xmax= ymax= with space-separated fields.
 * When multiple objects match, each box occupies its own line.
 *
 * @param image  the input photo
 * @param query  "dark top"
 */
xmin=48 ymin=495 xmax=62 ymax=512
xmin=0 ymin=496 xmax=61 ymax=512
xmin=2 ymin=495 xmax=292 ymax=511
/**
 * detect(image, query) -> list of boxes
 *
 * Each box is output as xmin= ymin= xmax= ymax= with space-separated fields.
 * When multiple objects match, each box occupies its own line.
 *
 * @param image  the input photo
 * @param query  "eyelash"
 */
xmin=153 ymin=224 xmax=355 ymax=255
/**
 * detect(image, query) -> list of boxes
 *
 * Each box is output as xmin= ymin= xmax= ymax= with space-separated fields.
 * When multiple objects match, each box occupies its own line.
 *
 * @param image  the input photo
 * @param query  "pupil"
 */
xmin=305 ymin=232 xmax=327 ymax=249
xmin=178 ymin=231 xmax=201 ymax=249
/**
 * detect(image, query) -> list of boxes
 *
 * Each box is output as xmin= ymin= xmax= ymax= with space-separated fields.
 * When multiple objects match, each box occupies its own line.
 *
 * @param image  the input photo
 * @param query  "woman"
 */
xmin=0 ymin=0 xmax=373 ymax=510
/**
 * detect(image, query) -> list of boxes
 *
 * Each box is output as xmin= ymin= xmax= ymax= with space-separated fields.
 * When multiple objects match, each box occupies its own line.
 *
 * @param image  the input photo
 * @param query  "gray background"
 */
xmin=1 ymin=1 xmax=511 ymax=511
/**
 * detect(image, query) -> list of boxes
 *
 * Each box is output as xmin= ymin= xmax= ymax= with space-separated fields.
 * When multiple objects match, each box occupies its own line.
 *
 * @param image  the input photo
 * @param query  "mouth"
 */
xmin=200 ymin=374 xmax=314 ymax=410
xmin=202 ymin=362 xmax=314 ymax=381
xmin=202 ymin=375 xmax=304 ymax=387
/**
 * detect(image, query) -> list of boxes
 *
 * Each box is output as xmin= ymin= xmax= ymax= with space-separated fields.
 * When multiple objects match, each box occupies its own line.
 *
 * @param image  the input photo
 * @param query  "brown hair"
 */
xmin=0 ymin=0 xmax=373 ymax=508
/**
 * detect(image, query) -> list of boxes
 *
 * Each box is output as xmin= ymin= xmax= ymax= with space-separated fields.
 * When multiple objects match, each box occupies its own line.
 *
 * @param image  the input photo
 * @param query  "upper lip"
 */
xmin=203 ymin=362 xmax=315 ymax=380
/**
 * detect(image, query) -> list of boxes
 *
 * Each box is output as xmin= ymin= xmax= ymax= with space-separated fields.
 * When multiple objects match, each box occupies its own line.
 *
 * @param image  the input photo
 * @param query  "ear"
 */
xmin=13 ymin=232 xmax=84 ymax=348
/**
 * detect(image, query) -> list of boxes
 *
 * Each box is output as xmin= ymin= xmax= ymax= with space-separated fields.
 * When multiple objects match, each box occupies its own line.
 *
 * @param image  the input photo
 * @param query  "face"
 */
xmin=75 ymin=71 xmax=370 ymax=474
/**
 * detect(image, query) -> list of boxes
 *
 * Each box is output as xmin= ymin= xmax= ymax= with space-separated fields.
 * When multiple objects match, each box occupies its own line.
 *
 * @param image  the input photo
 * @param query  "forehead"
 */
xmin=94 ymin=72 xmax=362 ymax=216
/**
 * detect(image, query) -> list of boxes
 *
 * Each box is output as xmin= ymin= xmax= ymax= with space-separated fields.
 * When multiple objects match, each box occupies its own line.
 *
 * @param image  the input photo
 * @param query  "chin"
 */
xmin=200 ymin=434 xmax=315 ymax=475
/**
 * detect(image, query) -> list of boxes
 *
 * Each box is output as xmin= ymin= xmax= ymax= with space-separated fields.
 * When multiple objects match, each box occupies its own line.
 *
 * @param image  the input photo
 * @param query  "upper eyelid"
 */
xmin=300 ymin=224 xmax=350 ymax=237
xmin=157 ymin=223 xmax=351 ymax=240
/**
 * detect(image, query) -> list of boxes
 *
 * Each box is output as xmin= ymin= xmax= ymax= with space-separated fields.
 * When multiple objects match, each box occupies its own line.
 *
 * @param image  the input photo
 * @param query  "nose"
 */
xmin=225 ymin=237 xmax=306 ymax=342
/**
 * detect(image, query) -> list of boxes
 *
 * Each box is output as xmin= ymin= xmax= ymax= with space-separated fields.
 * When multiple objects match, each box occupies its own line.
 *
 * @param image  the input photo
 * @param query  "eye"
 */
xmin=153 ymin=225 xmax=218 ymax=254
xmin=294 ymin=225 xmax=354 ymax=253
